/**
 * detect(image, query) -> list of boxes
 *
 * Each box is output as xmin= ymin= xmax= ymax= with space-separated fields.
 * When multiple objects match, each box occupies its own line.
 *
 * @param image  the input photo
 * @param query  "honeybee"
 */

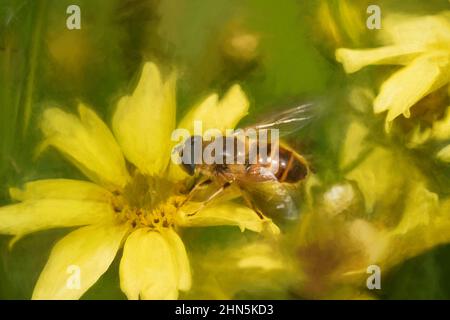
xmin=178 ymin=104 xmax=313 ymax=221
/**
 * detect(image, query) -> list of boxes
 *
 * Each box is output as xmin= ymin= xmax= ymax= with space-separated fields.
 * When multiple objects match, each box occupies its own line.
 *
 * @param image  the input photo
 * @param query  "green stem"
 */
xmin=22 ymin=0 xmax=47 ymax=135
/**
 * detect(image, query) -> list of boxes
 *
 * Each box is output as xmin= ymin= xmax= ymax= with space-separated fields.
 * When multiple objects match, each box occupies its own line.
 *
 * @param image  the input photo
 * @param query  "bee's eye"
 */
xmin=179 ymin=136 xmax=201 ymax=176
xmin=181 ymin=162 xmax=196 ymax=175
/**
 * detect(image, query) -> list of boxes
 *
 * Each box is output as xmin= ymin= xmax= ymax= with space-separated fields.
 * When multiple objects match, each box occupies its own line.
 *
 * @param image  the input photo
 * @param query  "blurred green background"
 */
xmin=1 ymin=0 xmax=450 ymax=299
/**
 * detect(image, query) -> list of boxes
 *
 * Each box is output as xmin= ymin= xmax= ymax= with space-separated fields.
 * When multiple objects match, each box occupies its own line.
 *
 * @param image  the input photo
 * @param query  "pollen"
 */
xmin=111 ymin=173 xmax=187 ymax=231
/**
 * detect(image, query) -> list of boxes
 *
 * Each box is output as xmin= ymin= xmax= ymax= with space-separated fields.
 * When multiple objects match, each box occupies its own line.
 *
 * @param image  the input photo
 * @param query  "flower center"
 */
xmin=112 ymin=173 xmax=186 ymax=231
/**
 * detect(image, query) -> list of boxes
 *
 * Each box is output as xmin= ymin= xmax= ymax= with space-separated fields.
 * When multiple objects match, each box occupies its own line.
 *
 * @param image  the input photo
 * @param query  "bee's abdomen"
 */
xmin=275 ymin=147 xmax=308 ymax=183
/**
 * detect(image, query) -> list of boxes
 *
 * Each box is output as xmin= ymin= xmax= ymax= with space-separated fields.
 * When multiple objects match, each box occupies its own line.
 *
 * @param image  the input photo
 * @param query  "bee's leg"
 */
xmin=187 ymin=178 xmax=212 ymax=198
xmin=180 ymin=177 xmax=213 ymax=207
xmin=240 ymin=190 xmax=265 ymax=220
xmin=186 ymin=181 xmax=232 ymax=217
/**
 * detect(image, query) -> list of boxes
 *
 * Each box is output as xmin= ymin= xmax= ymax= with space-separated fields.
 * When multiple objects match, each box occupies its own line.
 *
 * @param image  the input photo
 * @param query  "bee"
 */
xmin=178 ymin=104 xmax=313 ymax=221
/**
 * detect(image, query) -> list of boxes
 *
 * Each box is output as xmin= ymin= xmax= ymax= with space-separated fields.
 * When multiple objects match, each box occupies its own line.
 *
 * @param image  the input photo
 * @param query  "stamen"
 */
xmin=111 ymin=174 xmax=187 ymax=231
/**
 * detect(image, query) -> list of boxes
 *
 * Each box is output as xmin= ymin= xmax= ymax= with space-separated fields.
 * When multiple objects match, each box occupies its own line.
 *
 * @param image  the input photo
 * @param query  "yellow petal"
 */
xmin=161 ymin=229 xmax=191 ymax=291
xmin=178 ymin=93 xmax=218 ymax=133
xmin=340 ymin=121 xmax=369 ymax=170
xmin=348 ymin=219 xmax=388 ymax=264
xmin=336 ymin=12 xmax=450 ymax=74
xmin=408 ymin=126 xmax=432 ymax=147
xmin=119 ymin=229 xmax=178 ymax=300
xmin=32 ymin=223 xmax=128 ymax=300
xmin=317 ymin=1 xmax=343 ymax=47
xmin=187 ymin=240 xmax=290 ymax=299
xmin=166 ymin=159 xmax=191 ymax=182
xmin=381 ymin=12 xmax=450 ymax=47
xmin=112 ymin=62 xmax=176 ymax=175
xmin=0 ymin=199 xmax=114 ymax=236
xmin=374 ymin=52 xmax=450 ymax=119
xmin=176 ymin=202 xmax=280 ymax=235
xmin=431 ymin=106 xmax=450 ymax=141
xmin=437 ymin=144 xmax=450 ymax=162
xmin=177 ymin=84 xmax=249 ymax=133
xmin=346 ymin=147 xmax=415 ymax=214
xmin=40 ymin=105 xmax=129 ymax=191
xmin=392 ymin=183 xmax=438 ymax=235
xmin=9 ymin=179 xmax=111 ymax=202
xmin=236 ymin=242 xmax=285 ymax=271
xmin=383 ymin=184 xmax=450 ymax=268
xmin=336 ymin=45 xmax=424 ymax=73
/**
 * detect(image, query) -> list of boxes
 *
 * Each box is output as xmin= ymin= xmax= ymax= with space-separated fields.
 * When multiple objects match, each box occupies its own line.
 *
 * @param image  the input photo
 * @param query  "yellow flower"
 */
xmin=336 ymin=12 xmax=450 ymax=130
xmin=0 ymin=62 xmax=278 ymax=300
xmin=293 ymin=120 xmax=450 ymax=298
xmin=340 ymin=120 xmax=450 ymax=269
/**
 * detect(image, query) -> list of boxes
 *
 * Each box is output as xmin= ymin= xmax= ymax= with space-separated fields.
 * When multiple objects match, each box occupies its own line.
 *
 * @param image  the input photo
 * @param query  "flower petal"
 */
xmin=9 ymin=179 xmax=111 ymax=202
xmin=177 ymin=84 xmax=249 ymax=133
xmin=346 ymin=147 xmax=414 ymax=214
xmin=119 ymin=228 xmax=179 ymax=300
xmin=0 ymin=199 xmax=114 ymax=237
xmin=348 ymin=219 xmax=388 ymax=264
xmin=374 ymin=52 xmax=450 ymax=121
xmin=176 ymin=202 xmax=280 ymax=235
xmin=112 ymin=62 xmax=176 ymax=175
xmin=161 ymin=229 xmax=191 ymax=291
xmin=381 ymin=12 xmax=450 ymax=47
xmin=40 ymin=105 xmax=129 ymax=191
xmin=392 ymin=183 xmax=438 ymax=235
xmin=336 ymin=45 xmax=424 ymax=73
xmin=437 ymin=144 xmax=450 ymax=162
xmin=339 ymin=121 xmax=369 ymax=170
xmin=431 ymin=106 xmax=450 ymax=141
xmin=32 ymin=223 xmax=128 ymax=300
xmin=382 ymin=184 xmax=450 ymax=269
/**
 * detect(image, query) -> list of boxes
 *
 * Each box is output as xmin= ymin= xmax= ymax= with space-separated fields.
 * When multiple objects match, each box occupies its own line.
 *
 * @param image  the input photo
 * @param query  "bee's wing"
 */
xmin=239 ymin=103 xmax=314 ymax=137
xmin=238 ymin=168 xmax=299 ymax=221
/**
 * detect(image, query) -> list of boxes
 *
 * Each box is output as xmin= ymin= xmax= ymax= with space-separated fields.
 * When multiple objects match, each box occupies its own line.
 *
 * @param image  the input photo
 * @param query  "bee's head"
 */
xmin=178 ymin=135 xmax=202 ymax=176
